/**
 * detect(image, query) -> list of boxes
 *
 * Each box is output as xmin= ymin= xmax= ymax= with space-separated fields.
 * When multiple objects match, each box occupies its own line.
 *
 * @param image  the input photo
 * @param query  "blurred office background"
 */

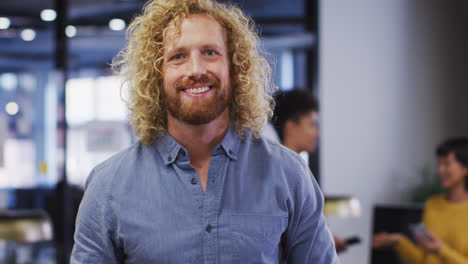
xmin=321 ymin=1 xmax=468 ymax=263
xmin=0 ymin=0 xmax=467 ymax=263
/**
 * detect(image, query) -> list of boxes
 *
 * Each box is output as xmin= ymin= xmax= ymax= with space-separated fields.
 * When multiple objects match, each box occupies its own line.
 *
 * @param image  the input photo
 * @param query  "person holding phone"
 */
xmin=373 ymin=138 xmax=468 ymax=264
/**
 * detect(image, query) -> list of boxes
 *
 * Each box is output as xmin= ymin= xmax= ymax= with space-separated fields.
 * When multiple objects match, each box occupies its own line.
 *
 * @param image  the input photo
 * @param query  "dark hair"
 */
xmin=271 ymin=89 xmax=318 ymax=141
xmin=436 ymin=137 xmax=468 ymax=190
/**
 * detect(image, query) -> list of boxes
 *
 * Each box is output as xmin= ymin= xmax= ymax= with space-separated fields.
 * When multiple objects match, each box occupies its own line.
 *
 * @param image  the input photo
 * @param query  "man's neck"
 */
xmin=282 ymin=139 xmax=301 ymax=154
xmin=167 ymin=110 xmax=229 ymax=193
xmin=167 ymin=109 xmax=230 ymax=165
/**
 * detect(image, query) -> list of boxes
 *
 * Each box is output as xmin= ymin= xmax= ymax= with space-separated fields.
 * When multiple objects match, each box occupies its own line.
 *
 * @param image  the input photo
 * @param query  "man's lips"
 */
xmin=181 ymin=83 xmax=214 ymax=95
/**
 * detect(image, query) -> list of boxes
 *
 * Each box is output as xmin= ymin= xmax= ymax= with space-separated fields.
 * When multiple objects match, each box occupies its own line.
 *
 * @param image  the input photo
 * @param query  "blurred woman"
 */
xmin=373 ymin=138 xmax=468 ymax=264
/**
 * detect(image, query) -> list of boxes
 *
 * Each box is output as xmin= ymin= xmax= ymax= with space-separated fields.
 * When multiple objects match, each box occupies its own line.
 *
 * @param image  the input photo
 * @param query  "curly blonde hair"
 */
xmin=112 ymin=0 xmax=276 ymax=145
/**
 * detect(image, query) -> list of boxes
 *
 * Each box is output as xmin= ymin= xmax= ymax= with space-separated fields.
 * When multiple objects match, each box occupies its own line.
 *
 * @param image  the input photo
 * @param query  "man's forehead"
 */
xmin=300 ymin=110 xmax=318 ymax=119
xmin=438 ymin=152 xmax=454 ymax=160
xmin=163 ymin=13 xmax=226 ymax=52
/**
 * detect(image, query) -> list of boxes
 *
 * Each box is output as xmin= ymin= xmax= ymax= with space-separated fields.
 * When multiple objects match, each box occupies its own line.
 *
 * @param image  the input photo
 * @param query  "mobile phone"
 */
xmin=344 ymin=236 xmax=361 ymax=246
xmin=409 ymin=222 xmax=432 ymax=241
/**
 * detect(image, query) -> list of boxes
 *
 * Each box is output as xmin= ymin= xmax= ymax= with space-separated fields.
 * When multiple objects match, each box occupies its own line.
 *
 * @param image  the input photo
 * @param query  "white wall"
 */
xmin=320 ymin=1 xmax=468 ymax=263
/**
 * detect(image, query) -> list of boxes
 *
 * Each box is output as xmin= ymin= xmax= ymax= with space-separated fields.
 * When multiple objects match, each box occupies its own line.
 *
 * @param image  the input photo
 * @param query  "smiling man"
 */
xmin=163 ymin=14 xmax=231 ymax=128
xmin=70 ymin=0 xmax=338 ymax=263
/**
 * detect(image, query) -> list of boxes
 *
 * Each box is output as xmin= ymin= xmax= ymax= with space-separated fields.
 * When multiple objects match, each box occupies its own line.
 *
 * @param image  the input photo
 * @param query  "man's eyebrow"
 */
xmin=164 ymin=47 xmax=186 ymax=56
xmin=202 ymin=44 xmax=222 ymax=49
xmin=201 ymin=44 xmax=226 ymax=53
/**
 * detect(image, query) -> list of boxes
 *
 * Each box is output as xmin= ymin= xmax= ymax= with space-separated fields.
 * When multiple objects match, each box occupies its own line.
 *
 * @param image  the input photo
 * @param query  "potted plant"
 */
xmin=410 ymin=166 xmax=444 ymax=203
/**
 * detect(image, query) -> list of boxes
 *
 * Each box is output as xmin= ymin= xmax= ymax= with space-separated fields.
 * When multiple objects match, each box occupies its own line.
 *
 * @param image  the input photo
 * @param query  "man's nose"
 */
xmin=188 ymin=54 xmax=206 ymax=79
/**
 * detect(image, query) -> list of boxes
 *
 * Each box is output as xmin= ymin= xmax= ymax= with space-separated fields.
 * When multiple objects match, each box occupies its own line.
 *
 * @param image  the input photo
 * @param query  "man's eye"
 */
xmin=204 ymin=50 xmax=217 ymax=56
xmin=170 ymin=54 xmax=184 ymax=60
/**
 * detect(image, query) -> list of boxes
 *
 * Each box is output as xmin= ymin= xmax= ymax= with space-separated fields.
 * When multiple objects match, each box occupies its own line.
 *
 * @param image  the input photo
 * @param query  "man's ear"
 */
xmin=462 ymin=166 xmax=468 ymax=177
xmin=284 ymin=119 xmax=297 ymax=138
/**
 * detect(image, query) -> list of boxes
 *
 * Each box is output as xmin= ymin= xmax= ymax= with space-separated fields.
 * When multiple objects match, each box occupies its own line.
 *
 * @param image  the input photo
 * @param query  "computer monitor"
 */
xmin=370 ymin=205 xmax=423 ymax=264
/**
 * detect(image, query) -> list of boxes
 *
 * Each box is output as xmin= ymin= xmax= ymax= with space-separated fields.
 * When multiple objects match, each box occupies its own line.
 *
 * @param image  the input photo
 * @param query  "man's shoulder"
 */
xmin=244 ymin=134 xmax=312 ymax=182
xmin=85 ymin=142 xmax=149 ymax=190
xmin=94 ymin=142 xmax=140 ymax=170
xmin=245 ymin=134 xmax=322 ymax=202
xmin=252 ymin=135 xmax=307 ymax=165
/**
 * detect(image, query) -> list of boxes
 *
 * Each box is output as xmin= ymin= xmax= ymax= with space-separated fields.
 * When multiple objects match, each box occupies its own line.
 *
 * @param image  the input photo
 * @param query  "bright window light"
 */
xmin=0 ymin=73 xmax=18 ymax=91
xmin=0 ymin=139 xmax=36 ymax=188
xmin=66 ymin=78 xmax=95 ymax=125
xmin=40 ymin=9 xmax=57 ymax=22
xmin=109 ymin=19 xmax=126 ymax=31
xmin=18 ymin=73 xmax=36 ymax=92
xmin=96 ymin=76 xmax=127 ymax=120
xmin=66 ymin=25 xmax=77 ymax=38
xmin=0 ymin=17 xmax=11 ymax=29
xmin=280 ymin=50 xmax=294 ymax=91
xmin=21 ymin=29 xmax=36 ymax=41
xmin=5 ymin=102 xmax=19 ymax=115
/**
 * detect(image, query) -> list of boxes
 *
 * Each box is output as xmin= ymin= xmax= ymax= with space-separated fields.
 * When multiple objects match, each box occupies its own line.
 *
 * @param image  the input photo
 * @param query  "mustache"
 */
xmin=176 ymin=76 xmax=220 ymax=91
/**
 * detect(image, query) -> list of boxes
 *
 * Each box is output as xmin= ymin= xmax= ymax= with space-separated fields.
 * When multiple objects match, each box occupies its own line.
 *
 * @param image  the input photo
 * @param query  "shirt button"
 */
xmin=205 ymin=224 xmax=213 ymax=233
xmin=167 ymin=156 xmax=172 ymax=162
xmin=229 ymin=150 xmax=234 ymax=155
xmin=191 ymin=178 xmax=197 ymax=185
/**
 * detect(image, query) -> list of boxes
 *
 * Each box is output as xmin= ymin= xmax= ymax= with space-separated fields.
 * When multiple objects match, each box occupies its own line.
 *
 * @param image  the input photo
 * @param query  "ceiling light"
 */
xmin=109 ymin=18 xmax=126 ymax=31
xmin=21 ymin=29 xmax=36 ymax=41
xmin=6 ymin=102 xmax=19 ymax=115
xmin=40 ymin=9 xmax=57 ymax=22
xmin=0 ymin=17 xmax=10 ymax=29
xmin=66 ymin=25 xmax=77 ymax=38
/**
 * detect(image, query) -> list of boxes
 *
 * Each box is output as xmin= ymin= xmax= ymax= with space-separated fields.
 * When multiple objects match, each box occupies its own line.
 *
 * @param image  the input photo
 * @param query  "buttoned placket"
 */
xmin=201 ymin=146 xmax=231 ymax=264
xmin=171 ymin=145 xmax=231 ymax=264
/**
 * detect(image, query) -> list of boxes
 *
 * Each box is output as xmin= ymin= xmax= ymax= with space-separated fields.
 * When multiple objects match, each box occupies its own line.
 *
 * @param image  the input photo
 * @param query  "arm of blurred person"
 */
xmin=373 ymin=232 xmax=427 ymax=264
xmin=373 ymin=231 xmax=466 ymax=264
xmin=416 ymin=231 xmax=468 ymax=264
xmin=372 ymin=232 xmax=402 ymax=248
xmin=415 ymin=231 xmax=443 ymax=253
xmin=333 ymin=235 xmax=347 ymax=253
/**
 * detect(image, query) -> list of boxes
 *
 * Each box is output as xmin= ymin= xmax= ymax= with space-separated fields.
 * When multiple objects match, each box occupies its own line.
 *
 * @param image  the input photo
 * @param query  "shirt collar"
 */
xmin=219 ymin=123 xmax=238 ymax=160
xmin=154 ymin=123 xmax=239 ymax=165
xmin=155 ymin=131 xmax=182 ymax=165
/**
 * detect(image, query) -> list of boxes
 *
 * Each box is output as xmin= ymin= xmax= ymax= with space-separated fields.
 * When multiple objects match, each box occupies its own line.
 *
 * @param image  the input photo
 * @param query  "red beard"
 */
xmin=164 ymin=75 xmax=231 ymax=125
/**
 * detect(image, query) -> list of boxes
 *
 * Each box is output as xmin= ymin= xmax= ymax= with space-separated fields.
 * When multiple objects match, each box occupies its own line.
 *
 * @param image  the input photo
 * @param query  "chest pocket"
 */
xmin=231 ymin=214 xmax=288 ymax=263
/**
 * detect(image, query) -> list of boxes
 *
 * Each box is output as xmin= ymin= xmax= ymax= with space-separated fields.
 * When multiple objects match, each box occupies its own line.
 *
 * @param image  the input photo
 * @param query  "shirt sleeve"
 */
xmin=70 ymin=169 xmax=122 ymax=264
xmin=394 ymin=236 xmax=468 ymax=264
xmin=394 ymin=236 xmax=426 ymax=264
xmin=282 ymin=163 xmax=339 ymax=263
xmin=439 ymin=244 xmax=468 ymax=264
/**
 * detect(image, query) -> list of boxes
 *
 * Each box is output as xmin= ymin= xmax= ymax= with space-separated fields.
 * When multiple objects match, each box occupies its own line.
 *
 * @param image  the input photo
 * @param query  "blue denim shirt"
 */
xmin=71 ymin=125 xmax=338 ymax=263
